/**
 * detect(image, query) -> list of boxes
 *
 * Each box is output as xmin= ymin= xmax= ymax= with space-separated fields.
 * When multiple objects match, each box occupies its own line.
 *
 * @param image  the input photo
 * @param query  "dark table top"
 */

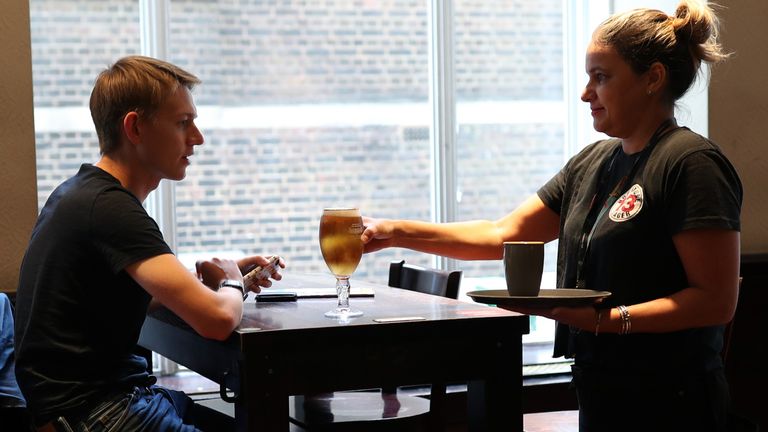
xmin=232 ymin=272 xmax=521 ymax=333
xmin=141 ymin=272 xmax=530 ymax=431
xmin=142 ymin=272 xmax=529 ymax=391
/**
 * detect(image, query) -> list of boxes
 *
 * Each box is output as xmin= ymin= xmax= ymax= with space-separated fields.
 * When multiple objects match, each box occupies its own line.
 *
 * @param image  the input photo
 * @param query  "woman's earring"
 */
xmin=647 ymin=90 xmax=653 ymax=96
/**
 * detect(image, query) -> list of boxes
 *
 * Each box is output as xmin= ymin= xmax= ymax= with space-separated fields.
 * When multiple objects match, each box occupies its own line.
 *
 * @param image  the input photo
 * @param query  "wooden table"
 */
xmin=139 ymin=273 xmax=529 ymax=431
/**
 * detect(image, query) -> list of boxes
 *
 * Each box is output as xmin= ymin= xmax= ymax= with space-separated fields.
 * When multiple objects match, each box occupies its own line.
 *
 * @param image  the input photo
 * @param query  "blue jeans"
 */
xmin=0 ymin=293 xmax=25 ymax=408
xmin=53 ymin=385 xmax=233 ymax=432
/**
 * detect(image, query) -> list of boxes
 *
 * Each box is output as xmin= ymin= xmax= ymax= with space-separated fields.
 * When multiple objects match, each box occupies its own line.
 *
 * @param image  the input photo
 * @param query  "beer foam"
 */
xmin=323 ymin=208 xmax=359 ymax=216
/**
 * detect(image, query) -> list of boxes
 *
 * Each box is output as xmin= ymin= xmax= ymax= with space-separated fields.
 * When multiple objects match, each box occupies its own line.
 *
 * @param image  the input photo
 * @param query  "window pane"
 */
xmin=454 ymin=0 xmax=564 ymax=278
xmin=168 ymin=0 xmax=432 ymax=281
xmin=30 ymin=0 xmax=140 ymax=209
xmin=453 ymin=0 xmax=565 ymax=347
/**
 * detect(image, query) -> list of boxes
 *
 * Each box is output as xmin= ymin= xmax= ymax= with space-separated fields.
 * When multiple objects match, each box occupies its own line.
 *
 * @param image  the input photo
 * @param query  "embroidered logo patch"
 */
xmin=609 ymin=183 xmax=644 ymax=222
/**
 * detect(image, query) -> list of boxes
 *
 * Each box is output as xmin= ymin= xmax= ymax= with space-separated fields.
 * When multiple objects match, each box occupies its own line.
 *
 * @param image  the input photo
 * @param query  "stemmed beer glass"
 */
xmin=319 ymin=208 xmax=364 ymax=318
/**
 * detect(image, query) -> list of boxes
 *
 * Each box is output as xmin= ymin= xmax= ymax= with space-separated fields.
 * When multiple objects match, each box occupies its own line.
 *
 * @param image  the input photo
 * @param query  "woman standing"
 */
xmin=361 ymin=2 xmax=741 ymax=431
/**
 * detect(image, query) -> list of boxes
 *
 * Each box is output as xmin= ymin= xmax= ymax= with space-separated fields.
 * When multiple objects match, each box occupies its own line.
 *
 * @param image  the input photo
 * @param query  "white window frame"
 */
xmin=136 ymin=0 xmax=708 ymax=374
xmin=141 ymin=0 xmax=706 ymax=263
xmin=139 ymin=0 xmax=178 ymax=255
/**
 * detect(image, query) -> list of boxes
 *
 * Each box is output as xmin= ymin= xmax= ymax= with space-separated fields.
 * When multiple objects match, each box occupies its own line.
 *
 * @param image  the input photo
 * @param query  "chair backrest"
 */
xmin=387 ymin=260 xmax=462 ymax=299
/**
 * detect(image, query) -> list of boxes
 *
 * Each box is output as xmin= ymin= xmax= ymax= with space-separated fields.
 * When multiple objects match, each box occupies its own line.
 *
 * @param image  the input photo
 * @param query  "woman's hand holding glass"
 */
xmin=319 ymin=208 xmax=364 ymax=319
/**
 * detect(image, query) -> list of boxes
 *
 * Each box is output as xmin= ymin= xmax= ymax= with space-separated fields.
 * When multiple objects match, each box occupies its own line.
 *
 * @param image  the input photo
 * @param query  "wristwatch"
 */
xmin=219 ymin=279 xmax=248 ymax=300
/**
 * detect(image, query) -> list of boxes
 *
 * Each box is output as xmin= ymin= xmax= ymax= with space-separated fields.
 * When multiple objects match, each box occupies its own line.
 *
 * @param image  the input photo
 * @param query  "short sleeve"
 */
xmin=538 ymin=168 xmax=566 ymax=214
xmin=664 ymin=149 xmax=742 ymax=234
xmin=90 ymin=188 xmax=172 ymax=274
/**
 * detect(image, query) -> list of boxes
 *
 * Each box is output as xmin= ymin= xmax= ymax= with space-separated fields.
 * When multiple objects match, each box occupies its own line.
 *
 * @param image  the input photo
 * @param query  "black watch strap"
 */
xmin=219 ymin=279 xmax=247 ymax=300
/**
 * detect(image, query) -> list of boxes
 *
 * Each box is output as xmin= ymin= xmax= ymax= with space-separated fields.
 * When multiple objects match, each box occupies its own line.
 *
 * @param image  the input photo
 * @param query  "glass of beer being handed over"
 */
xmin=319 ymin=208 xmax=365 ymax=319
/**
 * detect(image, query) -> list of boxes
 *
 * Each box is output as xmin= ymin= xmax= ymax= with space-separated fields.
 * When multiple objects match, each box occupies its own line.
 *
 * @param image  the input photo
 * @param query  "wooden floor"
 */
xmin=524 ymin=410 xmax=578 ymax=432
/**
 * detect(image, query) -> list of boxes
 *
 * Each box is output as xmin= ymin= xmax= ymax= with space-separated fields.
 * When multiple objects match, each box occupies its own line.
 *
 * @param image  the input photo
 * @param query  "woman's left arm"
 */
xmin=622 ymin=228 xmax=740 ymax=331
xmin=510 ymin=228 xmax=740 ymax=333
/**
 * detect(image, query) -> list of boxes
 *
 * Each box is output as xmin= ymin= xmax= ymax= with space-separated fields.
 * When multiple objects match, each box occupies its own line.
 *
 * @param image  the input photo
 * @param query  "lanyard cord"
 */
xmin=574 ymin=118 xmax=677 ymax=289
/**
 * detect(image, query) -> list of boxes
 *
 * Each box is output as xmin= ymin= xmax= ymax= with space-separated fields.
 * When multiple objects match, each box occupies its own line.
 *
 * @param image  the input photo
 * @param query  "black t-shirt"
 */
xmin=537 ymin=127 xmax=742 ymax=372
xmin=14 ymin=164 xmax=172 ymax=423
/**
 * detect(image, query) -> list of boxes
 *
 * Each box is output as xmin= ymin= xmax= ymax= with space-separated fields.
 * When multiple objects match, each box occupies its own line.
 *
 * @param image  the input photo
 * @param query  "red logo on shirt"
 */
xmin=609 ymin=184 xmax=644 ymax=222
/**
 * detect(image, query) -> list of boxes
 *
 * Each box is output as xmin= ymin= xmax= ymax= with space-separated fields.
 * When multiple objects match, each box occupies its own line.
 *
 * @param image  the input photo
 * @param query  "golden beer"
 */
xmin=319 ymin=208 xmax=363 ymax=277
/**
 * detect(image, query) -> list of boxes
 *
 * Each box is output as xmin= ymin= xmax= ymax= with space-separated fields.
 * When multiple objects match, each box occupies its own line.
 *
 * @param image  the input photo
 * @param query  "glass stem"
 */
xmin=335 ymin=276 xmax=351 ymax=310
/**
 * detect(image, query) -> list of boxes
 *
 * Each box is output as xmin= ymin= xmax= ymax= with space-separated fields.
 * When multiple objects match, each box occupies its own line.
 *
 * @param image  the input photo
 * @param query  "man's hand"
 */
xmin=195 ymin=257 xmax=242 ymax=290
xmin=238 ymin=255 xmax=286 ymax=293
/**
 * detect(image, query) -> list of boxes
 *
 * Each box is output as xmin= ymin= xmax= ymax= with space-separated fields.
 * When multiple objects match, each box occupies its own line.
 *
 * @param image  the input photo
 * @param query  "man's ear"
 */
xmin=122 ymin=111 xmax=141 ymax=145
xmin=646 ymin=61 xmax=667 ymax=95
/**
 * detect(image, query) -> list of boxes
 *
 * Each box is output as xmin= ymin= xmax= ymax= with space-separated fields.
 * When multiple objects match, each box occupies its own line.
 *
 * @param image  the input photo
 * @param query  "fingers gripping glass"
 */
xmin=319 ymin=208 xmax=364 ymax=319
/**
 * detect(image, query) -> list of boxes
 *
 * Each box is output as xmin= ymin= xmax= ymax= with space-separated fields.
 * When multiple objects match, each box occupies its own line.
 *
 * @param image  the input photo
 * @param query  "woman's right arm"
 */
xmin=361 ymin=194 xmax=560 ymax=261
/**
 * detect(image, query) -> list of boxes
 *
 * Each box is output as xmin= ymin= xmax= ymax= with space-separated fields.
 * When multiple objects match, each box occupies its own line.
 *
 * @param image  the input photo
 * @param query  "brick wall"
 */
xmin=30 ymin=0 xmax=563 ymax=281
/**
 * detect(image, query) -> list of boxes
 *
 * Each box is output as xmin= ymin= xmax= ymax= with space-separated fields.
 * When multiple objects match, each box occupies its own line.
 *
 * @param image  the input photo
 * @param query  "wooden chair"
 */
xmin=387 ymin=259 xmax=462 ymax=300
xmin=288 ymin=260 xmax=462 ymax=432
xmin=722 ymin=277 xmax=760 ymax=431
xmin=720 ymin=277 xmax=742 ymax=365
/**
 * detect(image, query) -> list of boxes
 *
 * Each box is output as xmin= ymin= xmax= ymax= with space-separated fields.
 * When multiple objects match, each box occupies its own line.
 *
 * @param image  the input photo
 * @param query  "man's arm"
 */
xmin=127 ymin=254 xmax=243 ymax=341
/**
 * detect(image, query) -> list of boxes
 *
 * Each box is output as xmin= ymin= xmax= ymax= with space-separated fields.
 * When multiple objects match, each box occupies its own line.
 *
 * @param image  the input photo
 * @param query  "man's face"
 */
xmin=135 ymin=86 xmax=204 ymax=182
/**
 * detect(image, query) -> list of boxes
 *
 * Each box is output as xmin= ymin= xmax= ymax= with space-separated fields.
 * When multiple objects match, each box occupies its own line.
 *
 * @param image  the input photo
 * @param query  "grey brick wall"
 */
xmin=176 ymin=125 xmax=434 ymax=277
xmin=31 ymin=0 xmax=562 ymax=105
xmin=30 ymin=0 xmax=140 ymax=107
xmin=30 ymin=0 xmax=563 ymax=282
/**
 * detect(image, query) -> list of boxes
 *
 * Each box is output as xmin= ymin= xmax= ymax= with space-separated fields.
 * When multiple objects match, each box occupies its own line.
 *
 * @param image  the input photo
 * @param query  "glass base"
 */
xmin=324 ymin=308 xmax=364 ymax=319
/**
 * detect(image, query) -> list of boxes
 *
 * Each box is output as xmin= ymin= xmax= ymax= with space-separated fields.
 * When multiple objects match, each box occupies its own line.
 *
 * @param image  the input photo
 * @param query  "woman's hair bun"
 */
xmin=673 ymin=2 xmax=714 ymax=45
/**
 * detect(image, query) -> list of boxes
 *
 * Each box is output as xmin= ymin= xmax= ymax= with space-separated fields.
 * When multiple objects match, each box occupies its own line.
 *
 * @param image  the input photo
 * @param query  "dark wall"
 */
xmin=727 ymin=253 xmax=768 ymax=430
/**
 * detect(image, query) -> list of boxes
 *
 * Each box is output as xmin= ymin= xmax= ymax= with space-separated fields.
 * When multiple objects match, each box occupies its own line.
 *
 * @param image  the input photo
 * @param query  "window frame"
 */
xmin=131 ymin=0 xmax=706 ymax=375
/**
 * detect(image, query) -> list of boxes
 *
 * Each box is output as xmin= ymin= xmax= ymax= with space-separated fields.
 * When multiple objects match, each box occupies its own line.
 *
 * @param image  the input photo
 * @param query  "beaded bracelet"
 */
xmin=617 ymin=305 xmax=631 ymax=335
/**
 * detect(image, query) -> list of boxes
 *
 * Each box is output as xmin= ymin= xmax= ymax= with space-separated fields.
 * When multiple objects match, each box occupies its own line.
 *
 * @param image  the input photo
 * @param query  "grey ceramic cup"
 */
xmin=503 ymin=241 xmax=544 ymax=296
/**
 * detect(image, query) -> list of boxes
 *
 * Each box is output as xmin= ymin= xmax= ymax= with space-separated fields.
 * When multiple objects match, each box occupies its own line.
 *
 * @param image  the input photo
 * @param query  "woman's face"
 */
xmin=581 ymin=40 xmax=653 ymax=140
